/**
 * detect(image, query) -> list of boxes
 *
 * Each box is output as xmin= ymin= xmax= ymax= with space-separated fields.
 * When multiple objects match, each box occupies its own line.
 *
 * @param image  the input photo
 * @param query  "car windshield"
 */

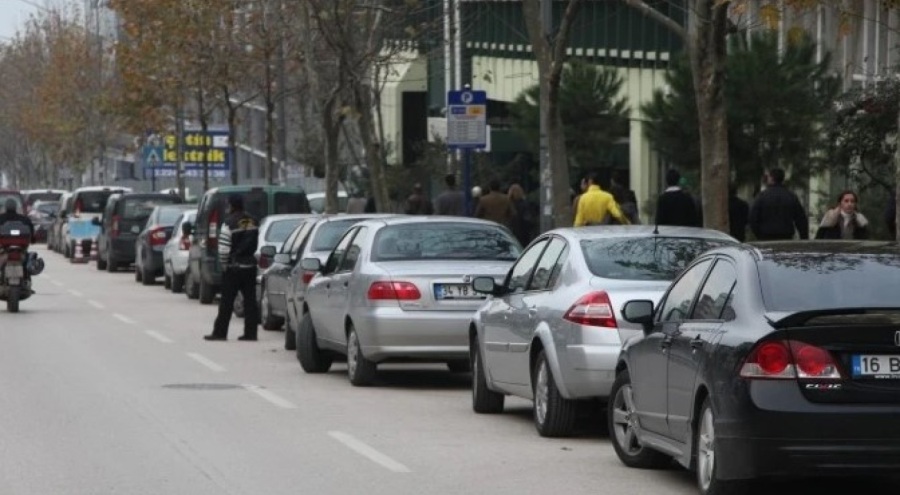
xmin=266 ymin=218 xmax=304 ymax=242
xmin=311 ymin=219 xmax=364 ymax=251
xmin=124 ymin=197 xmax=181 ymax=220
xmin=76 ymin=191 xmax=119 ymax=213
xmin=158 ymin=207 xmax=190 ymax=225
xmin=759 ymin=253 xmax=900 ymax=312
xmin=372 ymin=223 xmax=522 ymax=261
xmin=581 ymin=236 xmax=730 ymax=280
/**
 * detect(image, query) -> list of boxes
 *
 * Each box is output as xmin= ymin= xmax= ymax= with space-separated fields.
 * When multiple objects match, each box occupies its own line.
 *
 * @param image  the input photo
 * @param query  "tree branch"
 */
xmin=622 ymin=0 xmax=686 ymax=40
xmin=551 ymin=0 xmax=584 ymax=68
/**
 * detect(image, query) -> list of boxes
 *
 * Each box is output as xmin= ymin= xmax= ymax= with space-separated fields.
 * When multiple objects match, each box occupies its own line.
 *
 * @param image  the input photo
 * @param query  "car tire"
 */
xmin=199 ymin=278 xmax=215 ymax=305
xmin=532 ymin=351 xmax=578 ymax=437
xmin=171 ymin=273 xmax=185 ymax=294
xmin=284 ymin=310 xmax=297 ymax=351
xmin=447 ymin=360 xmax=470 ymax=373
xmin=297 ymin=312 xmax=332 ymax=373
xmin=185 ymin=269 xmax=199 ymax=300
xmin=260 ymin=288 xmax=283 ymax=330
xmin=107 ymin=256 xmax=118 ymax=272
xmin=97 ymin=253 xmax=107 ymax=271
xmin=695 ymin=398 xmax=749 ymax=495
xmin=608 ymin=369 xmax=669 ymax=469
xmin=134 ymin=264 xmax=142 ymax=283
xmin=346 ymin=326 xmax=376 ymax=387
xmin=471 ymin=339 xmax=504 ymax=414
xmin=141 ymin=264 xmax=154 ymax=286
xmin=163 ymin=273 xmax=171 ymax=289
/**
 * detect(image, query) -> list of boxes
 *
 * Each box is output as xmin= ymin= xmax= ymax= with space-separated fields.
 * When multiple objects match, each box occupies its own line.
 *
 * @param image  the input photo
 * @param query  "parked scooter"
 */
xmin=0 ymin=221 xmax=36 ymax=312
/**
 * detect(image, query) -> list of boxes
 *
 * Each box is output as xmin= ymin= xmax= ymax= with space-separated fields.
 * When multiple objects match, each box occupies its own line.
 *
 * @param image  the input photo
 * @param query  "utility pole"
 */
xmin=538 ymin=0 xmax=553 ymax=233
xmin=276 ymin=0 xmax=288 ymax=186
xmin=176 ymin=104 xmax=186 ymax=199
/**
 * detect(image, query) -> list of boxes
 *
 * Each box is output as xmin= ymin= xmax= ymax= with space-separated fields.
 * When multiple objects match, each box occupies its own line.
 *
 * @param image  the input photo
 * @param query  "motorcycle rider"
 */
xmin=0 ymin=198 xmax=36 ymax=288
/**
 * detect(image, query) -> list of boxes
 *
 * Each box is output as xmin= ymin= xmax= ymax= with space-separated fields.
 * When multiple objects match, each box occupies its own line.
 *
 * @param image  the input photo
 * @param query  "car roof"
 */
xmin=72 ymin=186 xmax=133 ymax=193
xmin=553 ymin=225 xmax=738 ymax=242
xmin=363 ymin=215 xmax=504 ymax=228
xmin=204 ymin=185 xmax=307 ymax=195
xmin=260 ymin=213 xmax=316 ymax=227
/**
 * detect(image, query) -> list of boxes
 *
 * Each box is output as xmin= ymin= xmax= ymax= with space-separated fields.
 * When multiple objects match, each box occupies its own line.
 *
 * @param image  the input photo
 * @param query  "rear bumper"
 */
xmin=145 ymin=251 xmax=165 ymax=274
xmin=110 ymin=237 xmax=137 ymax=262
xmin=169 ymin=252 xmax=189 ymax=275
xmin=715 ymin=380 xmax=900 ymax=480
xmin=353 ymin=307 xmax=471 ymax=362
xmin=555 ymin=343 xmax=620 ymax=400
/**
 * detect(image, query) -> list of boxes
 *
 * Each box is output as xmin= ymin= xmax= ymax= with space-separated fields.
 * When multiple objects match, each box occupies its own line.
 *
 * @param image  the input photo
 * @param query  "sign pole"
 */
xmin=446 ymin=85 xmax=487 ymax=217
xmin=463 ymin=149 xmax=473 ymax=216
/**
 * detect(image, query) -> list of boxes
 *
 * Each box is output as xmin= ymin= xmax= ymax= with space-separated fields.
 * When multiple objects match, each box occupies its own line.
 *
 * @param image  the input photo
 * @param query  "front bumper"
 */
xmin=353 ymin=306 xmax=471 ymax=362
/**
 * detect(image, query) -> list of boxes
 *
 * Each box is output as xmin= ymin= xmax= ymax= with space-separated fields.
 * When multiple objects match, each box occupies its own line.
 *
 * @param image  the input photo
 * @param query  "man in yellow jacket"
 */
xmin=573 ymin=172 xmax=630 ymax=226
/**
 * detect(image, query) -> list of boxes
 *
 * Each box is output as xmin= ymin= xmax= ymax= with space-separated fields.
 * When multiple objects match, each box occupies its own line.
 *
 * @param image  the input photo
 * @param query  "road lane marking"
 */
xmin=242 ymin=384 xmax=297 ymax=409
xmin=187 ymin=353 xmax=225 ymax=372
xmin=68 ymin=289 xmax=83 ymax=297
xmin=51 ymin=280 xmax=64 ymax=287
xmin=113 ymin=313 xmax=136 ymax=325
xmin=328 ymin=431 xmax=411 ymax=473
xmin=145 ymin=330 xmax=173 ymax=344
xmin=88 ymin=300 xmax=105 ymax=310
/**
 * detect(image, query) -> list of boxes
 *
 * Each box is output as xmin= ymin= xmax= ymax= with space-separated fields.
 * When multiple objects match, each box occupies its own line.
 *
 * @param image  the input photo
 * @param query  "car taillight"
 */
xmin=367 ymin=281 xmax=421 ymax=301
xmin=740 ymin=340 xmax=841 ymax=380
xmin=150 ymin=226 xmax=168 ymax=246
xmin=563 ymin=291 xmax=617 ymax=328
xmin=74 ymin=199 xmax=83 ymax=217
xmin=179 ymin=236 xmax=191 ymax=251
xmin=258 ymin=255 xmax=271 ymax=270
xmin=301 ymin=271 xmax=315 ymax=284
xmin=207 ymin=209 xmax=219 ymax=250
xmin=111 ymin=215 xmax=121 ymax=237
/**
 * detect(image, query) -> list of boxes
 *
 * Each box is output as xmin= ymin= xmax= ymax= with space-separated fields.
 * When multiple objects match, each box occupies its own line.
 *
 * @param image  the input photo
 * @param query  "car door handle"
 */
xmin=690 ymin=337 xmax=704 ymax=350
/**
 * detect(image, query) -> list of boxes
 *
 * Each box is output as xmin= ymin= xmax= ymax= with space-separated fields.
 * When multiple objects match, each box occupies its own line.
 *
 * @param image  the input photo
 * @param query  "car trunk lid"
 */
xmin=591 ymin=278 xmax=671 ymax=343
xmin=374 ymin=260 xmax=511 ymax=311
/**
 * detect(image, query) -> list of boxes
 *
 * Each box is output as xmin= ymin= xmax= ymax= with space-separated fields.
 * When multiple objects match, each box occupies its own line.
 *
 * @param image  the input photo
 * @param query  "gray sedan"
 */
xmin=298 ymin=217 xmax=523 ymax=386
xmin=469 ymin=226 xmax=736 ymax=437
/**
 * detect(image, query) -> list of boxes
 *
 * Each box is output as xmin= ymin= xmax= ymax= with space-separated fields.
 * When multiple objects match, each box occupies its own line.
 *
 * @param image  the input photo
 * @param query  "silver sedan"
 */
xmin=468 ymin=226 xmax=737 ymax=437
xmin=297 ymin=217 xmax=523 ymax=386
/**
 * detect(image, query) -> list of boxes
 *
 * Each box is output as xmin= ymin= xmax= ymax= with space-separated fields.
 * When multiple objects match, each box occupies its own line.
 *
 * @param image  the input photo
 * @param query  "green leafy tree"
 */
xmin=509 ymin=59 xmax=630 ymax=184
xmin=643 ymin=32 xmax=839 ymax=190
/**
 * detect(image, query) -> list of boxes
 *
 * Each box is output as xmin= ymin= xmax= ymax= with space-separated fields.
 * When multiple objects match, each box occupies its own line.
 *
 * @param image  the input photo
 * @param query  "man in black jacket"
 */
xmin=655 ymin=169 xmax=700 ymax=227
xmin=205 ymin=194 xmax=260 ymax=341
xmin=0 ymin=199 xmax=34 ymax=241
xmin=749 ymin=168 xmax=809 ymax=241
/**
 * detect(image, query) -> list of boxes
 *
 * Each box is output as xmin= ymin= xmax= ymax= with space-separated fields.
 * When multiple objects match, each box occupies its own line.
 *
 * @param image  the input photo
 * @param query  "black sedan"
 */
xmin=609 ymin=241 xmax=900 ymax=495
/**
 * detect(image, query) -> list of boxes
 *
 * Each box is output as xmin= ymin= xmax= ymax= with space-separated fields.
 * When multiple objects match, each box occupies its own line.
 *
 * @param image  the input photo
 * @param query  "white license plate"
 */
xmin=851 ymin=355 xmax=900 ymax=378
xmin=434 ymin=283 xmax=483 ymax=300
xmin=4 ymin=265 xmax=23 ymax=280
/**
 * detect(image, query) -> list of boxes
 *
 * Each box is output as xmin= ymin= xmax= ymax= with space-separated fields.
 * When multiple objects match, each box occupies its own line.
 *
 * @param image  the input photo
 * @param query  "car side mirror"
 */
xmin=622 ymin=300 xmax=655 ymax=333
xmin=181 ymin=221 xmax=193 ymax=237
xmin=300 ymin=257 xmax=321 ymax=272
xmin=259 ymin=245 xmax=277 ymax=259
xmin=273 ymin=253 xmax=291 ymax=265
xmin=472 ymin=276 xmax=503 ymax=296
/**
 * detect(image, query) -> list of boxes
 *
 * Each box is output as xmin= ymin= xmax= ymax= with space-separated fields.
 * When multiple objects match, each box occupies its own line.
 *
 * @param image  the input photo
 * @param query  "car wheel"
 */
xmin=471 ymin=338 xmax=504 ymax=413
xmin=171 ymin=272 xmax=185 ymax=294
xmin=297 ymin=312 xmax=333 ymax=373
xmin=346 ymin=326 xmax=376 ymax=386
xmin=134 ymin=263 xmax=142 ymax=282
xmin=97 ymin=253 xmax=107 ymax=271
xmin=199 ymin=277 xmax=215 ymax=305
xmin=141 ymin=264 xmax=154 ymax=286
xmin=107 ymin=255 xmax=118 ymax=272
xmin=532 ymin=350 xmax=577 ymax=437
xmin=609 ymin=369 xmax=669 ymax=468
xmin=260 ymin=288 xmax=283 ymax=330
xmin=695 ymin=398 xmax=748 ymax=495
xmin=163 ymin=272 xmax=171 ymax=289
xmin=185 ymin=269 xmax=199 ymax=300
xmin=284 ymin=310 xmax=297 ymax=351
xmin=447 ymin=360 xmax=470 ymax=373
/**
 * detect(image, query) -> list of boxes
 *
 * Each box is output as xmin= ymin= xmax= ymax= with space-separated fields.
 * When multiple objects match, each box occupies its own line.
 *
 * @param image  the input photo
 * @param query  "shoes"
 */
xmin=203 ymin=334 xmax=226 ymax=341
xmin=237 ymin=335 xmax=257 ymax=341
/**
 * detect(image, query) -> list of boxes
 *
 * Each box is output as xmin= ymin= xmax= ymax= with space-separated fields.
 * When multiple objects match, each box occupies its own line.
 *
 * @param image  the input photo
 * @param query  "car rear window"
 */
xmin=76 ymin=191 xmax=118 ymax=213
xmin=759 ymin=255 xmax=900 ymax=312
xmin=274 ymin=191 xmax=310 ymax=214
xmin=372 ymin=222 xmax=522 ymax=261
xmin=581 ymin=237 xmax=729 ymax=281
xmin=25 ymin=192 xmax=62 ymax=205
xmin=158 ymin=207 xmax=190 ymax=225
xmin=124 ymin=197 xmax=181 ymax=219
xmin=266 ymin=218 xmax=304 ymax=242
xmin=35 ymin=203 xmax=60 ymax=215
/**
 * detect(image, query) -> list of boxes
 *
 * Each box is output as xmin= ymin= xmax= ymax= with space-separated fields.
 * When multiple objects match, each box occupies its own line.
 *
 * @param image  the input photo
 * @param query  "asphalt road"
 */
xmin=0 ymin=247 xmax=895 ymax=495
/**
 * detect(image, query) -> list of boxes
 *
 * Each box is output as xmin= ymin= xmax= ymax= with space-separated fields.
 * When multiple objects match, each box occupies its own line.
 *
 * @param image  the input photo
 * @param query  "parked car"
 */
xmin=297 ymin=216 xmax=522 ymax=386
xmin=185 ymin=185 xmax=311 ymax=305
xmin=134 ymin=204 xmax=195 ymax=285
xmin=307 ymin=190 xmax=349 ymax=214
xmin=22 ymin=189 xmax=66 ymax=209
xmin=610 ymin=240 xmax=900 ymax=495
xmin=261 ymin=214 xmax=391 ymax=341
xmin=468 ymin=226 xmax=736 ymax=437
xmin=96 ymin=192 xmax=184 ymax=272
xmin=64 ymin=186 xmax=133 ymax=259
xmin=28 ymin=200 xmax=60 ymax=243
xmin=48 ymin=193 xmax=73 ymax=253
xmin=163 ymin=210 xmax=196 ymax=294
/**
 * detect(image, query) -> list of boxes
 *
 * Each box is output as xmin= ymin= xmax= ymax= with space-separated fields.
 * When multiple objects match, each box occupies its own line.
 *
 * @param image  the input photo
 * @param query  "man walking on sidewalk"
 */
xmin=749 ymin=168 xmax=809 ymax=241
xmin=204 ymin=195 xmax=260 ymax=342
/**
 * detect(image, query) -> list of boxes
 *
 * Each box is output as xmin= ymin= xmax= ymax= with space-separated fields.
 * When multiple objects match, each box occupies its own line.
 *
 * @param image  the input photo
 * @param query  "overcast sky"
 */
xmin=0 ymin=0 xmax=41 ymax=41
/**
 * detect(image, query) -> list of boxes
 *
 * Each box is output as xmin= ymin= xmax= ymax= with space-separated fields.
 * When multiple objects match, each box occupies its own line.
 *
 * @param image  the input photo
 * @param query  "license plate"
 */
xmin=4 ymin=265 xmax=23 ymax=279
xmin=851 ymin=355 xmax=900 ymax=378
xmin=434 ymin=283 xmax=483 ymax=300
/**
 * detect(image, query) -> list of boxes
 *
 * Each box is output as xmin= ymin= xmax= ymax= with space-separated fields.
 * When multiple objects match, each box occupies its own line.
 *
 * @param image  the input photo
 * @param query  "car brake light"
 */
xmin=301 ymin=271 xmax=315 ymax=284
xmin=740 ymin=340 xmax=841 ymax=380
xmin=258 ymin=255 xmax=271 ymax=270
xmin=7 ymin=251 xmax=21 ymax=262
xmin=111 ymin=215 xmax=121 ymax=237
xmin=207 ymin=209 xmax=219 ymax=250
xmin=150 ymin=226 xmax=168 ymax=246
xmin=367 ymin=281 xmax=421 ymax=301
xmin=563 ymin=291 xmax=617 ymax=328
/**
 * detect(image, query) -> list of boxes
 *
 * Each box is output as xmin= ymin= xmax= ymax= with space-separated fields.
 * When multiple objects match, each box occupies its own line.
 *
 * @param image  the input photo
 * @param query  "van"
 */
xmin=186 ymin=185 xmax=310 ymax=304
xmin=95 ymin=192 xmax=184 ymax=271
xmin=61 ymin=186 xmax=133 ymax=258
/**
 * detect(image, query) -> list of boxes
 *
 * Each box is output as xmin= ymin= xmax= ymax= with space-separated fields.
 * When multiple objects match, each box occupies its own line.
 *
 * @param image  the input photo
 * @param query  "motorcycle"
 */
xmin=0 ymin=221 xmax=35 ymax=313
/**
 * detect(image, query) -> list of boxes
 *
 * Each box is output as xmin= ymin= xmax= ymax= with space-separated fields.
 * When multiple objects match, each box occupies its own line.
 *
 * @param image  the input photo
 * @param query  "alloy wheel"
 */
xmin=534 ymin=360 xmax=549 ymax=427
xmin=612 ymin=384 xmax=642 ymax=456
xmin=697 ymin=406 xmax=715 ymax=492
xmin=347 ymin=331 xmax=359 ymax=378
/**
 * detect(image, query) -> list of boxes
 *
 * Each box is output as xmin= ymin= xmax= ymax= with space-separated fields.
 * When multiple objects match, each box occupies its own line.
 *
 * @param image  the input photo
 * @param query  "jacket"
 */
xmin=815 ymin=209 xmax=869 ymax=240
xmin=475 ymin=191 xmax=516 ymax=228
xmin=655 ymin=188 xmax=700 ymax=227
xmin=749 ymin=185 xmax=809 ymax=240
xmin=218 ymin=210 xmax=259 ymax=269
xmin=434 ymin=189 xmax=466 ymax=216
xmin=574 ymin=185 xmax=628 ymax=227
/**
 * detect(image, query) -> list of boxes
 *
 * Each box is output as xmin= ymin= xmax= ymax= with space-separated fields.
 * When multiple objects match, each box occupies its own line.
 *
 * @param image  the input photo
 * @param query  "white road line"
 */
xmin=145 ymin=330 xmax=173 ymax=344
xmin=68 ymin=289 xmax=83 ymax=297
xmin=113 ymin=313 xmax=136 ymax=325
xmin=51 ymin=280 xmax=64 ymax=287
xmin=88 ymin=300 xmax=105 ymax=310
xmin=242 ymin=384 xmax=297 ymax=409
xmin=186 ymin=352 xmax=225 ymax=372
xmin=328 ymin=431 xmax=411 ymax=473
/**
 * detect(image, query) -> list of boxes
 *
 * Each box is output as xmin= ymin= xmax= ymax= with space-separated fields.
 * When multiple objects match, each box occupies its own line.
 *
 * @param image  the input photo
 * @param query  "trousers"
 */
xmin=212 ymin=267 xmax=259 ymax=339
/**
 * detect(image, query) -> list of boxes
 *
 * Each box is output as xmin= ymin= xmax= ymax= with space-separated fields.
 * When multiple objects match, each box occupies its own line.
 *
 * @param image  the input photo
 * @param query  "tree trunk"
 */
xmin=896 ymin=102 xmax=900 ymax=241
xmin=197 ymin=86 xmax=210 ymax=192
xmin=265 ymin=95 xmax=276 ymax=186
xmin=356 ymin=84 xmax=389 ymax=212
xmin=689 ymin=0 xmax=730 ymax=233
xmin=323 ymin=97 xmax=341 ymax=215
xmin=228 ymin=105 xmax=239 ymax=186
xmin=546 ymin=72 xmax=572 ymax=227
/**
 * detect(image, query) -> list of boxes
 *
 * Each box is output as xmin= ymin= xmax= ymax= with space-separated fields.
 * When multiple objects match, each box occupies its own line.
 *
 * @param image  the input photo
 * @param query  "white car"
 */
xmin=306 ymin=191 xmax=349 ymax=213
xmin=163 ymin=210 xmax=196 ymax=293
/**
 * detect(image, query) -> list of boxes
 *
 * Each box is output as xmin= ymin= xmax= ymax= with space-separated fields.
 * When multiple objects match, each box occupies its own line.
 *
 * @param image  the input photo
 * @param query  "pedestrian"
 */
xmin=204 ymin=194 xmax=260 ymax=342
xmin=507 ymin=183 xmax=536 ymax=246
xmin=748 ymin=168 xmax=809 ymax=240
xmin=475 ymin=178 xmax=516 ymax=228
xmin=404 ymin=183 xmax=434 ymax=215
xmin=572 ymin=176 xmax=588 ymax=212
xmin=609 ymin=170 xmax=640 ymax=224
xmin=814 ymin=190 xmax=869 ymax=240
xmin=729 ymin=185 xmax=749 ymax=242
xmin=434 ymin=173 xmax=466 ymax=216
xmin=573 ymin=172 xmax=629 ymax=227
xmin=886 ymin=193 xmax=896 ymax=240
xmin=655 ymin=169 xmax=700 ymax=227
